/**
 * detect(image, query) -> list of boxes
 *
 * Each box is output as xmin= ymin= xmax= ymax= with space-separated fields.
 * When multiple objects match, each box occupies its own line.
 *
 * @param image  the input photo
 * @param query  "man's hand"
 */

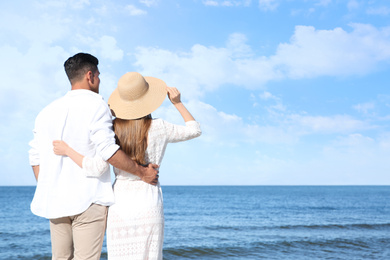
xmin=32 ymin=165 xmax=40 ymax=181
xmin=141 ymin=164 xmax=159 ymax=185
xmin=108 ymin=150 xmax=160 ymax=185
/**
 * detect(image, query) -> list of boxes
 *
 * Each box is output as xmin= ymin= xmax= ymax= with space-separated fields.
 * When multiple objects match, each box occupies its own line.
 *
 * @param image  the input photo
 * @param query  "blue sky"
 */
xmin=1 ymin=0 xmax=390 ymax=185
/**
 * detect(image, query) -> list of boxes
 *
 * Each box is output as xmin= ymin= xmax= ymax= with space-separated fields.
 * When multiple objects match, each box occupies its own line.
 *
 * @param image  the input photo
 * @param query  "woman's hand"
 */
xmin=166 ymin=86 xmax=196 ymax=122
xmin=53 ymin=140 xmax=69 ymax=156
xmin=167 ymin=87 xmax=181 ymax=104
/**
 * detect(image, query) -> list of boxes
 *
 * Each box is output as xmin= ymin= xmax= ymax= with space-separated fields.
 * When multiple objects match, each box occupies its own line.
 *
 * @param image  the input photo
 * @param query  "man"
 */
xmin=29 ymin=53 xmax=159 ymax=260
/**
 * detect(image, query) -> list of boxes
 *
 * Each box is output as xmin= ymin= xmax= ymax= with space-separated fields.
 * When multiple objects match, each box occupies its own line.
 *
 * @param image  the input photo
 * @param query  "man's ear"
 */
xmin=86 ymin=71 xmax=94 ymax=84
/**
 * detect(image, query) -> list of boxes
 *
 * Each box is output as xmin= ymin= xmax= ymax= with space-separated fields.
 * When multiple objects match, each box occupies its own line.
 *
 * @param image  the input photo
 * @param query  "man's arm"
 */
xmin=32 ymin=165 xmax=40 ymax=181
xmin=107 ymin=149 xmax=159 ymax=185
xmin=90 ymin=102 xmax=158 ymax=184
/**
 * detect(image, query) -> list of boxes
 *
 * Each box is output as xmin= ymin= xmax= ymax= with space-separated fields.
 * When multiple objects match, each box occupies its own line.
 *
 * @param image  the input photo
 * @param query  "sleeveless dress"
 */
xmin=106 ymin=119 xmax=201 ymax=260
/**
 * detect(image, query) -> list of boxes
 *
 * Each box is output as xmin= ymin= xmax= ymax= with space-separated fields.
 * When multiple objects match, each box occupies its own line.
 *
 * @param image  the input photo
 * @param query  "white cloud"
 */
xmin=69 ymin=0 xmax=91 ymax=10
xmin=155 ymin=100 xmax=245 ymax=145
xmin=132 ymin=24 xmax=390 ymax=98
xmin=353 ymin=102 xmax=375 ymax=115
xmin=125 ymin=5 xmax=147 ymax=15
xmin=203 ymin=1 xmax=219 ymax=6
xmin=33 ymin=0 xmax=91 ymax=10
xmin=226 ymin=33 xmax=254 ymax=58
xmin=290 ymin=114 xmax=366 ymax=134
xmin=367 ymin=6 xmax=390 ymax=16
xmin=0 ymin=11 xmax=72 ymax=45
xmin=244 ymin=124 xmax=300 ymax=144
xmin=272 ymin=24 xmax=390 ymax=78
xmin=69 ymin=34 xmax=124 ymax=62
xmin=316 ymin=0 xmax=332 ymax=7
xmin=160 ymin=128 xmax=390 ymax=185
xmin=132 ymin=33 xmax=281 ymax=98
xmin=347 ymin=0 xmax=360 ymax=11
xmin=97 ymin=36 xmax=124 ymax=61
xmin=259 ymin=0 xmax=279 ymax=11
xmin=155 ymin=98 xmax=295 ymax=146
xmin=154 ymin=94 xmax=373 ymax=150
xmin=332 ymin=133 xmax=374 ymax=147
xmin=378 ymin=132 xmax=390 ymax=149
xmin=259 ymin=91 xmax=275 ymax=100
xmin=243 ymin=131 xmax=390 ymax=185
xmin=203 ymin=0 xmax=251 ymax=7
xmin=140 ymin=0 xmax=159 ymax=7
xmin=257 ymin=91 xmax=286 ymax=111
xmin=94 ymin=4 xmax=108 ymax=16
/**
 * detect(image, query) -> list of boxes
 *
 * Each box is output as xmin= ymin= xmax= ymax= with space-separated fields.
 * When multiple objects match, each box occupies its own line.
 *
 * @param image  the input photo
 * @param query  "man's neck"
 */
xmin=71 ymin=82 xmax=97 ymax=93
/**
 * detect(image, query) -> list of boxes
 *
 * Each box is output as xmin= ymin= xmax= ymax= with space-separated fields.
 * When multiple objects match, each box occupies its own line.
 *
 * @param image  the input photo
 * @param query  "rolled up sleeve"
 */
xmin=28 ymin=128 xmax=40 ymax=166
xmin=164 ymin=120 xmax=202 ymax=143
xmin=90 ymin=103 xmax=119 ymax=161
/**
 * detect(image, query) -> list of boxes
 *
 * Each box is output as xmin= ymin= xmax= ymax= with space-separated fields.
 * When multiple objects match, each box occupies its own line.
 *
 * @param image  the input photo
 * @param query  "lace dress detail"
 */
xmin=82 ymin=156 xmax=109 ymax=177
xmin=106 ymin=119 xmax=201 ymax=260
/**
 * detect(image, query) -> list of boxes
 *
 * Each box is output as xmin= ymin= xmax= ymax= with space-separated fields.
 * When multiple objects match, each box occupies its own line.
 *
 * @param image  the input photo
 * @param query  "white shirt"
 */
xmin=29 ymin=89 xmax=119 ymax=219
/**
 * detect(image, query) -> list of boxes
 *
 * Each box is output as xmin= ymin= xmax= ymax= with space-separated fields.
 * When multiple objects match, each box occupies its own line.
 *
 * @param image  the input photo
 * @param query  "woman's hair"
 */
xmin=113 ymin=114 xmax=152 ymax=165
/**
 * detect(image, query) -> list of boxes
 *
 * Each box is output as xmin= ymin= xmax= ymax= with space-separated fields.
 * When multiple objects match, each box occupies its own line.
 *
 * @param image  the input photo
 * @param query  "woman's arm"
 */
xmin=167 ymin=87 xmax=195 ymax=122
xmin=163 ymin=87 xmax=202 ymax=143
xmin=53 ymin=140 xmax=109 ymax=177
xmin=53 ymin=140 xmax=84 ymax=168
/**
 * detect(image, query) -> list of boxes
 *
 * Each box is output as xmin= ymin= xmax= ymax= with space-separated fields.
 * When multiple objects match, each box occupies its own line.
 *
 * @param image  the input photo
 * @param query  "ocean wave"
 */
xmin=204 ymin=226 xmax=242 ymax=231
xmin=164 ymin=245 xmax=261 ymax=259
xmin=0 ymin=229 xmax=48 ymax=240
xmin=277 ymin=223 xmax=390 ymax=230
xmin=201 ymin=222 xmax=390 ymax=233
xmin=0 ymin=253 xmax=51 ymax=260
xmin=163 ymin=237 xmax=390 ymax=260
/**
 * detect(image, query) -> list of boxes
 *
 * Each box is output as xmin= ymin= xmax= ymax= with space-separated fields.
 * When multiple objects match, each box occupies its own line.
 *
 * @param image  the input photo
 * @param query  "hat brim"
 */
xmin=108 ymin=76 xmax=167 ymax=120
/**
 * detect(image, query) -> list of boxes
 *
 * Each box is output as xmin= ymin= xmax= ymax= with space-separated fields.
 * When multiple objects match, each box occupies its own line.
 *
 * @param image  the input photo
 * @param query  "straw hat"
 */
xmin=108 ymin=72 xmax=167 ymax=120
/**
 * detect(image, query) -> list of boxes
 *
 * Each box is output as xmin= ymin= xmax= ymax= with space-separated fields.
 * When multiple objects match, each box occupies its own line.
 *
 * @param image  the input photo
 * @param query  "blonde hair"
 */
xmin=113 ymin=114 xmax=152 ymax=165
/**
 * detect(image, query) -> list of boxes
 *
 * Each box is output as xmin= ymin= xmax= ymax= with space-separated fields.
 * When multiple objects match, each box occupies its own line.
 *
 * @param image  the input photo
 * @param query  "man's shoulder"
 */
xmin=36 ymin=91 xmax=109 ymax=121
xmin=70 ymin=91 xmax=111 ymax=119
xmin=33 ymin=95 xmax=66 ymax=127
xmin=37 ymin=95 xmax=66 ymax=115
xmin=75 ymin=91 xmax=109 ymax=109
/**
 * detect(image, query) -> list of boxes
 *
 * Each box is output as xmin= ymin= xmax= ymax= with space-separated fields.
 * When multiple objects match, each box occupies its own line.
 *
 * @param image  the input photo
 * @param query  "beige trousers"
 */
xmin=49 ymin=203 xmax=108 ymax=260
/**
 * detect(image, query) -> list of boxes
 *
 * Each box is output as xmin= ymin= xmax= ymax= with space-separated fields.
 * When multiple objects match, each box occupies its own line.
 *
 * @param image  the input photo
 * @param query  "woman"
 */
xmin=53 ymin=72 xmax=201 ymax=259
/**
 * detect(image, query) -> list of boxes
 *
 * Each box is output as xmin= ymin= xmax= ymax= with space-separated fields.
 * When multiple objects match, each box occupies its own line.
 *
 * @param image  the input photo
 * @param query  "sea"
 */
xmin=0 ymin=186 xmax=389 ymax=260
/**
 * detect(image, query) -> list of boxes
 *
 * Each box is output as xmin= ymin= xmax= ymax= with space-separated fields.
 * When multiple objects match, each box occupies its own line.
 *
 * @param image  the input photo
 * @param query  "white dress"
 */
xmin=106 ymin=119 xmax=201 ymax=260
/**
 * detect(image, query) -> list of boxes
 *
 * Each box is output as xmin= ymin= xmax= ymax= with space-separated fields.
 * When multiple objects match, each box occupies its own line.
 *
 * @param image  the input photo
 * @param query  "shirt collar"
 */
xmin=66 ymin=89 xmax=102 ymax=99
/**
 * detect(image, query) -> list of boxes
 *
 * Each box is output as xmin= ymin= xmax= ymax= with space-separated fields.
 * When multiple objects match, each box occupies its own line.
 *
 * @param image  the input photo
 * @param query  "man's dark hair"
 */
xmin=64 ymin=53 xmax=99 ymax=83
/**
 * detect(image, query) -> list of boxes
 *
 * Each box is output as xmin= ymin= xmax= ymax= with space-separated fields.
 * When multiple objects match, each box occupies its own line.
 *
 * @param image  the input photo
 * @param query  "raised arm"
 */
xmin=167 ymin=87 xmax=195 ymax=122
xmin=163 ymin=87 xmax=202 ymax=143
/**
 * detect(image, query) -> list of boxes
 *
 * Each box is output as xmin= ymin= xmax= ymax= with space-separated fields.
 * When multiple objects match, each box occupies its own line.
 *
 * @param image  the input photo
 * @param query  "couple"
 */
xmin=29 ymin=53 xmax=201 ymax=260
